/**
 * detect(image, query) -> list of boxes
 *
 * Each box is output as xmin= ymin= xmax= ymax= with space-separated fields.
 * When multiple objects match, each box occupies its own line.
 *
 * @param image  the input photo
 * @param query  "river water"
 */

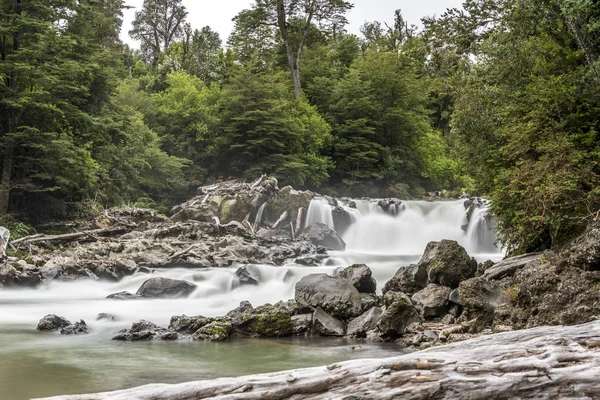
xmin=0 ymin=199 xmax=503 ymax=399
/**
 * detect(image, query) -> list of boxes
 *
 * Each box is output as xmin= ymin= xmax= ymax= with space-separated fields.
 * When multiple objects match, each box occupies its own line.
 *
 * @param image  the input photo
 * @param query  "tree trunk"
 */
xmin=276 ymin=0 xmax=303 ymax=99
xmin=0 ymin=142 xmax=13 ymax=215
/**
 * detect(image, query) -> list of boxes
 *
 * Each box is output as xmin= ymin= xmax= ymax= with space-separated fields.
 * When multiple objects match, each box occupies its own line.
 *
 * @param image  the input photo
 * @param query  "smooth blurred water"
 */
xmin=0 ymin=198 xmax=504 ymax=399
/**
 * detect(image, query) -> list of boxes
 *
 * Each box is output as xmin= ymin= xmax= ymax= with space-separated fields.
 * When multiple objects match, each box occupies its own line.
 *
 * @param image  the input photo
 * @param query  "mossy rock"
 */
xmin=262 ymin=186 xmax=312 ymax=226
xmin=193 ymin=319 xmax=232 ymax=341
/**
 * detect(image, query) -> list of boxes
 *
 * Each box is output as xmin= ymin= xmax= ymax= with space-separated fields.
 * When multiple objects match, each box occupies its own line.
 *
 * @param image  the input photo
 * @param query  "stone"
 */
xmin=193 ymin=319 xmax=232 ymax=341
xmin=312 ymin=307 xmax=345 ymax=336
xmin=292 ymin=314 xmax=312 ymax=335
xmin=565 ymin=220 xmax=600 ymax=270
xmin=419 ymin=240 xmax=477 ymax=288
xmin=96 ymin=313 xmax=118 ymax=321
xmin=37 ymin=314 xmax=71 ymax=331
xmin=60 ymin=320 xmax=88 ymax=335
xmin=331 ymin=206 xmax=352 ymax=235
xmin=300 ymin=223 xmax=346 ymax=251
xmin=136 ymin=277 xmax=197 ymax=299
xmin=340 ymin=264 xmax=376 ymax=294
xmin=112 ymin=320 xmax=175 ymax=341
xmin=168 ymin=315 xmax=212 ymax=334
xmin=456 ymin=277 xmax=504 ymax=332
xmin=411 ymin=284 xmax=452 ymax=318
xmin=347 ymin=307 xmax=383 ymax=337
xmin=235 ymin=265 xmax=261 ymax=285
xmin=295 ymin=273 xmax=362 ymax=318
xmin=483 ymin=252 xmax=545 ymax=280
xmin=382 ymin=264 xmax=428 ymax=296
xmin=377 ymin=292 xmax=420 ymax=339
xmin=230 ymin=304 xmax=293 ymax=338
xmin=106 ymin=291 xmax=141 ymax=300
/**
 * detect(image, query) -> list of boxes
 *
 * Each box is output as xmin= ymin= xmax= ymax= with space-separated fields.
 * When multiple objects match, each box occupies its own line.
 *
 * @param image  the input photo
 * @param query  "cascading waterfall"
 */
xmin=305 ymin=197 xmax=503 ymax=261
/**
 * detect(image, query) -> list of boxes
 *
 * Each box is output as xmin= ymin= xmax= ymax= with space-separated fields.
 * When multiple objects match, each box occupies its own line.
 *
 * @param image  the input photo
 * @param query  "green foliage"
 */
xmin=0 ymin=214 xmax=35 ymax=240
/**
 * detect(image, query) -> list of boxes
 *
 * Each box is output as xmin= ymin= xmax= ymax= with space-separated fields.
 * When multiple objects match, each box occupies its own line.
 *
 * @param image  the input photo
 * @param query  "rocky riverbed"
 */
xmin=2 ymin=176 xmax=600 ymax=399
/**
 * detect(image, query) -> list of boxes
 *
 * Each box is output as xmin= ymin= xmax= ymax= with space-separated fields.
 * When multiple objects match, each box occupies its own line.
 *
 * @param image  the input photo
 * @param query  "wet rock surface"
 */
xmin=300 ymin=223 xmax=346 ymax=251
xmin=339 ymin=264 xmax=376 ymax=294
xmin=135 ymin=277 xmax=197 ymax=299
xmin=295 ymin=273 xmax=362 ymax=318
xmin=37 ymin=314 xmax=71 ymax=331
xmin=420 ymin=240 xmax=477 ymax=288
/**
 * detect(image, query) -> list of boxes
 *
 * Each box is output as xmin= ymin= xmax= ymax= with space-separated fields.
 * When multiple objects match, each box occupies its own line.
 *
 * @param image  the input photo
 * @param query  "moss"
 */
xmin=248 ymin=311 xmax=293 ymax=337
xmin=193 ymin=319 xmax=232 ymax=341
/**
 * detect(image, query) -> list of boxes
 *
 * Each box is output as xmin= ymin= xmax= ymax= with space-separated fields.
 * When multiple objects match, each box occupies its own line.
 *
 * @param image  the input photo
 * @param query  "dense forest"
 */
xmin=0 ymin=0 xmax=599 ymax=254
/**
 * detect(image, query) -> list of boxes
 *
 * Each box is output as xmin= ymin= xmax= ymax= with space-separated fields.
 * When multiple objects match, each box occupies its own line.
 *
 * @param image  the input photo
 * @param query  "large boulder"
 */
xmin=419 ymin=240 xmax=477 ymax=288
xmin=235 ymin=265 xmax=261 ymax=285
xmin=411 ymin=284 xmax=452 ymax=318
xmin=168 ymin=315 xmax=213 ymax=334
xmin=292 ymin=314 xmax=312 ymax=335
xmin=0 ymin=263 xmax=42 ymax=288
xmin=300 ymin=223 xmax=346 ymax=251
xmin=382 ymin=264 xmax=427 ymax=296
xmin=377 ymin=292 xmax=420 ymax=338
xmin=262 ymin=186 xmax=312 ymax=228
xmin=312 ymin=307 xmax=345 ymax=336
xmin=295 ymin=274 xmax=362 ymax=318
xmin=229 ymin=303 xmax=293 ymax=338
xmin=331 ymin=206 xmax=352 ymax=235
xmin=339 ymin=264 xmax=376 ymax=294
xmin=455 ymin=277 xmax=504 ymax=332
xmin=565 ymin=220 xmax=600 ymax=270
xmin=37 ymin=314 xmax=71 ymax=331
xmin=136 ymin=277 xmax=197 ymax=299
xmin=347 ymin=306 xmax=383 ymax=337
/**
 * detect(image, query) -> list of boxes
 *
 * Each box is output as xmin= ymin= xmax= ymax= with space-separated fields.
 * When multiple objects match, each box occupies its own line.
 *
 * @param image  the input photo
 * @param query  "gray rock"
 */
xmin=295 ymin=274 xmax=362 ymax=318
xmin=377 ymin=292 xmax=420 ymax=339
xmin=168 ymin=315 xmax=212 ymax=334
xmin=300 ymin=223 xmax=346 ymax=251
xmin=456 ymin=277 xmax=504 ymax=332
xmin=347 ymin=307 xmax=383 ymax=337
xmin=292 ymin=314 xmax=312 ymax=335
xmin=411 ymin=284 xmax=452 ymax=318
xmin=107 ymin=291 xmax=141 ymax=300
xmin=382 ymin=264 xmax=428 ymax=296
xmin=96 ymin=313 xmax=118 ymax=321
xmin=419 ymin=240 xmax=477 ymax=288
xmin=340 ymin=264 xmax=376 ymax=294
xmin=312 ymin=307 xmax=345 ymax=336
xmin=193 ymin=319 xmax=232 ymax=341
xmin=235 ymin=265 xmax=261 ymax=285
xmin=60 ymin=320 xmax=88 ymax=335
xmin=37 ymin=314 xmax=71 ymax=331
xmin=567 ymin=220 xmax=600 ymax=270
xmin=332 ymin=206 xmax=352 ymax=235
xmin=483 ymin=252 xmax=545 ymax=280
xmin=112 ymin=320 xmax=176 ymax=341
xmin=136 ymin=277 xmax=197 ymax=299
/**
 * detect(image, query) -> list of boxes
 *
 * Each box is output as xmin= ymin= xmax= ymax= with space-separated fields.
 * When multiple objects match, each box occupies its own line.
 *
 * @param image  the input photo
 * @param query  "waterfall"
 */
xmin=304 ymin=198 xmax=503 ymax=259
xmin=254 ymin=202 xmax=266 ymax=227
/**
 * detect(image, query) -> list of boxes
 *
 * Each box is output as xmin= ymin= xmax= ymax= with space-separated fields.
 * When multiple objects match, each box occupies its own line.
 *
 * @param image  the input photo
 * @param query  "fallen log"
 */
xmin=11 ymin=227 xmax=128 ymax=247
xmin=295 ymin=207 xmax=304 ymax=236
xmin=38 ymin=321 xmax=600 ymax=400
xmin=271 ymin=211 xmax=289 ymax=230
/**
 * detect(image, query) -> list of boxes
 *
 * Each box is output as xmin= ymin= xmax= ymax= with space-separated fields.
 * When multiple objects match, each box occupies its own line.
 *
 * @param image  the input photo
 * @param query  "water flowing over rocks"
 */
xmin=300 ymin=222 xmax=346 ymax=251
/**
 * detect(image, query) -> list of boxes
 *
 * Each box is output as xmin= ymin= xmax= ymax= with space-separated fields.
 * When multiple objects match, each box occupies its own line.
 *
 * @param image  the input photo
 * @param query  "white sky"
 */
xmin=121 ymin=0 xmax=463 ymax=47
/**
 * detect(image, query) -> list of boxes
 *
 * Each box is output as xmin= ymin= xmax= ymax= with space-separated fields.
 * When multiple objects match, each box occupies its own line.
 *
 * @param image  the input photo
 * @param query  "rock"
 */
xmin=300 ymin=223 xmax=346 ymax=251
xmin=456 ymin=277 xmax=504 ymax=332
xmin=331 ymin=206 xmax=352 ymax=235
xmin=193 ymin=319 xmax=232 ymax=341
xmin=312 ymin=307 xmax=345 ymax=336
xmin=0 ymin=263 xmax=42 ymax=288
xmin=566 ymin=220 xmax=600 ymax=270
xmin=382 ymin=264 xmax=427 ymax=296
xmin=411 ymin=284 xmax=452 ymax=318
xmin=168 ymin=315 xmax=212 ymax=334
xmin=135 ymin=277 xmax=197 ymax=299
xmin=106 ymin=291 xmax=141 ymax=300
xmin=339 ymin=264 xmax=376 ymax=294
xmin=0 ymin=226 xmax=9 ymax=258
xmin=96 ymin=313 xmax=117 ymax=321
xmin=295 ymin=274 xmax=362 ymax=318
xmin=292 ymin=314 xmax=312 ymax=335
xmin=235 ymin=265 xmax=261 ymax=285
xmin=60 ymin=320 xmax=88 ymax=335
xmin=262 ymin=186 xmax=312 ymax=227
xmin=419 ymin=240 xmax=477 ymax=288
xmin=230 ymin=303 xmax=293 ymax=338
xmin=256 ymin=228 xmax=292 ymax=241
xmin=347 ymin=307 xmax=383 ymax=337
xmin=226 ymin=301 xmax=254 ymax=319
xmin=37 ymin=314 xmax=71 ymax=331
xmin=359 ymin=293 xmax=381 ymax=311
xmin=112 ymin=320 xmax=176 ymax=341
xmin=483 ymin=252 xmax=544 ymax=280
xmin=377 ymin=292 xmax=420 ymax=339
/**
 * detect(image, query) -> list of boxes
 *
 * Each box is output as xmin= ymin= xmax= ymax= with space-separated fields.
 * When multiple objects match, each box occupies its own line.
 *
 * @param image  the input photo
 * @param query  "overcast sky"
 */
xmin=121 ymin=0 xmax=463 ymax=47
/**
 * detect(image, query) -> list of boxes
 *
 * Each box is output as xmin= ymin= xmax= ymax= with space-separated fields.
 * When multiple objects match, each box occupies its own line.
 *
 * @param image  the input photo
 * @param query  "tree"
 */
xmin=181 ymin=26 xmax=225 ymax=85
xmin=228 ymin=7 xmax=276 ymax=67
xmin=252 ymin=0 xmax=353 ymax=99
xmin=216 ymin=63 xmax=332 ymax=185
xmin=129 ymin=0 xmax=188 ymax=68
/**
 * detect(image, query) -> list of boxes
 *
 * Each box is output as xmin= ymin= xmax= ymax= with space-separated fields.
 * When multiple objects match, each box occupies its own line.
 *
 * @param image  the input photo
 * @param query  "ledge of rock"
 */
xmin=37 ymin=321 xmax=600 ymax=400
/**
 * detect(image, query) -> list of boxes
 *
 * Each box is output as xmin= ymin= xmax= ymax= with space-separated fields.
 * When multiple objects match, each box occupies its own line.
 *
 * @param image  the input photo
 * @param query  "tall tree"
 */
xmin=253 ymin=0 xmax=353 ymax=98
xmin=129 ymin=0 xmax=188 ymax=68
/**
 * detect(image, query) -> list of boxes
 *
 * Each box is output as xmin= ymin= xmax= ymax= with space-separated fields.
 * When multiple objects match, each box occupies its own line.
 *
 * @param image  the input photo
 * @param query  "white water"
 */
xmin=0 ymin=197 xmax=504 ymax=399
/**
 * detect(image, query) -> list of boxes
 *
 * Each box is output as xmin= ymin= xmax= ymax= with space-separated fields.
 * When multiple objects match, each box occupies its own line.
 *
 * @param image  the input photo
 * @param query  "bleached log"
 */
xmin=11 ymin=227 xmax=127 ymax=247
xmin=38 ymin=321 xmax=600 ymax=400
xmin=271 ymin=211 xmax=289 ymax=230
xmin=295 ymin=207 xmax=304 ymax=236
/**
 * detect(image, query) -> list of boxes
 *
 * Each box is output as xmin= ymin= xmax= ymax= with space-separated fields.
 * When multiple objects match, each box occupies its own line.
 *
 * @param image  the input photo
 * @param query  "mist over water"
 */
xmin=0 ymin=197 xmax=503 ymax=399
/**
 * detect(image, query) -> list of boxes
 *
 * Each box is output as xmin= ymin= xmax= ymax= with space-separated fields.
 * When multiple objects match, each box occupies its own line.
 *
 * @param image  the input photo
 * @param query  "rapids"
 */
xmin=0 ymin=197 xmax=503 ymax=399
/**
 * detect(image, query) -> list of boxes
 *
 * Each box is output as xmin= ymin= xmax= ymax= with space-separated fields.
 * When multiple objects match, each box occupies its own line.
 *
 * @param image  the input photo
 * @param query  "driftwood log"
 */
xmin=10 ymin=227 xmax=128 ymax=247
xmin=39 ymin=321 xmax=600 ymax=400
